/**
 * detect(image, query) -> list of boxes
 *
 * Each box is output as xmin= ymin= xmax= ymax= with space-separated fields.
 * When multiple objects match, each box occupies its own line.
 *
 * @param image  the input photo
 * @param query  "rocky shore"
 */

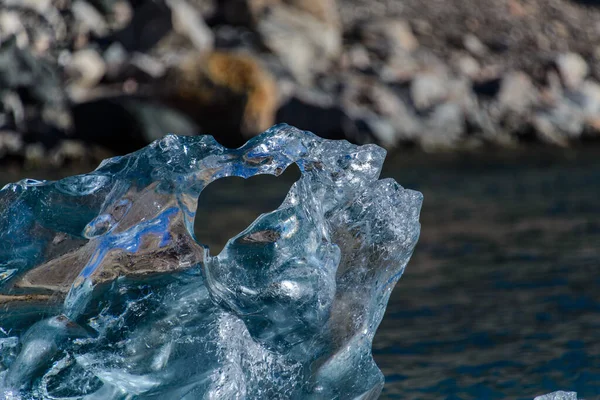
xmin=1 ymin=0 xmax=599 ymax=166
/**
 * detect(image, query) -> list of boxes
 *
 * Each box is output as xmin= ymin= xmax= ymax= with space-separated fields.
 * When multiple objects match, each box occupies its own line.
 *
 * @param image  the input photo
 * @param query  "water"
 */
xmin=376 ymin=149 xmax=600 ymax=400
xmin=2 ymin=147 xmax=599 ymax=399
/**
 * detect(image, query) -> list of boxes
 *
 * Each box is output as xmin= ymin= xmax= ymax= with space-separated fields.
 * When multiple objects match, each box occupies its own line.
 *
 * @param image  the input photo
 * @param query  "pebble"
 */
xmin=463 ymin=33 xmax=487 ymax=57
xmin=556 ymin=52 xmax=589 ymax=90
xmin=453 ymin=54 xmax=480 ymax=79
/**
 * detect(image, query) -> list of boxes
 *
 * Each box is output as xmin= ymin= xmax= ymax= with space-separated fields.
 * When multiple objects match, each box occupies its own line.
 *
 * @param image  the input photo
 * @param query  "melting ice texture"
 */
xmin=0 ymin=124 xmax=422 ymax=399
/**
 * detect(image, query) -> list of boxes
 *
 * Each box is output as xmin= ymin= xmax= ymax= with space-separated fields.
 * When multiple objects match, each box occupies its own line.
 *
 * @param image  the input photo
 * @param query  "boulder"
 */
xmin=163 ymin=51 xmax=278 ymax=144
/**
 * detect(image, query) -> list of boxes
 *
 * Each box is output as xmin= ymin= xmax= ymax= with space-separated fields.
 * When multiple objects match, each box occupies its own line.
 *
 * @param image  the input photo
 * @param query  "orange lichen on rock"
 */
xmin=167 ymin=51 xmax=278 ymax=137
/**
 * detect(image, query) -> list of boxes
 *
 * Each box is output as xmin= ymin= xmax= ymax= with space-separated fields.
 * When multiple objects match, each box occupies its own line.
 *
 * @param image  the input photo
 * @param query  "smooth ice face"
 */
xmin=0 ymin=124 xmax=422 ymax=399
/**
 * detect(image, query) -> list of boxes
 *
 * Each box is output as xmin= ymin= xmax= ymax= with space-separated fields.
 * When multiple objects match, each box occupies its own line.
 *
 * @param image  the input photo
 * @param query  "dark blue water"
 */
xmin=3 ymin=147 xmax=600 ymax=399
xmin=375 ymin=149 xmax=600 ymax=400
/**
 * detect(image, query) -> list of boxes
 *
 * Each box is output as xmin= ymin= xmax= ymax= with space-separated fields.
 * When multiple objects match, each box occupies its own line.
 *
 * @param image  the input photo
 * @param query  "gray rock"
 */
xmin=167 ymin=0 xmax=214 ymax=53
xmin=387 ymin=20 xmax=419 ymax=52
xmin=446 ymin=76 xmax=476 ymax=110
xmin=376 ymin=95 xmax=422 ymax=143
xmin=413 ymin=19 xmax=432 ymax=36
xmin=360 ymin=18 xmax=419 ymax=55
xmin=72 ymin=1 xmax=109 ymax=37
xmin=123 ymin=99 xmax=198 ymax=142
xmin=110 ymin=0 xmax=133 ymax=30
xmin=358 ymin=18 xmax=420 ymax=82
xmin=3 ymin=0 xmax=66 ymax=47
xmin=130 ymin=52 xmax=166 ymax=79
xmin=452 ymin=54 xmax=480 ymax=79
xmin=421 ymin=102 xmax=465 ymax=150
xmin=276 ymin=87 xmax=350 ymax=141
xmin=0 ymin=131 xmax=23 ymax=159
xmin=0 ymin=11 xmax=29 ymax=48
xmin=410 ymin=71 xmax=449 ymax=110
xmin=4 ymin=0 xmax=51 ymax=12
xmin=556 ymin=52 xmax=588 ymax=90
xmin=103 ymin=42 xmax=128 ymax=78
xmin=463 ymin=33 xmax=487 ymax=57
xmin=533 ymin=98 xmax=585 ymax=145
xmin=345 ymin=44 xmax=371 ymax=70
xmin=465 ymin=105 xmax=515 ymax=146
xmin=577 ymin=80 xmax=600 ymax=116
xmin=342 ymin=77 xmax=422 ymax=146
xmin=257 ymin=3 xmax=341 ymax=84
xmin=361 ymin=116 xmax=398 ymax=147
xmin=377 ymin=49 xmax=421 ymax=82
xmin=66 ymin=49 xmax=106 ymax=88
xmin=575 ymin=80 xmax=600 ymax=133
xmin=0 ymin=37 xmax=71 ymax=135
xmin=50 ymin=140 xmax=87 ymax=166
xmin=1 ymin=92 xmax=25 ymax=130
xmin=497 ymin=71 xmax=539 ymax=114
xmin=24 ymin=142 xmax=45 ymax=167
xmin=213 ymin=24 xmax=261 ymax=51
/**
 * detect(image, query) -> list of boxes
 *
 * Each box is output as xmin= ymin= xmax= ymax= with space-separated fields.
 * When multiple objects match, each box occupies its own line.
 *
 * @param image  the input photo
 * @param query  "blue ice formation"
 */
xmin=534 ymin=391 xmax=579 ymax=400
xmin=0 ymin=124 xmax=422 ymax=399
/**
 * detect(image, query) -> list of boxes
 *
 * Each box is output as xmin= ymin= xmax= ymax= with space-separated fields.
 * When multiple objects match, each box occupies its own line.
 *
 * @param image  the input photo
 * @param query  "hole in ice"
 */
xmin=194 ymin=163 xmax=301 ymax=255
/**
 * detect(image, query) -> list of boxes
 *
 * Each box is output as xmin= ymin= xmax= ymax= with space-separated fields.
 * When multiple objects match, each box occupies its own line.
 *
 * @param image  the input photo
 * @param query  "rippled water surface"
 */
xmin=2 ymin=147 xmax=599 ymax=399
xmin=375 ymin=149 xmax=600 ymax=400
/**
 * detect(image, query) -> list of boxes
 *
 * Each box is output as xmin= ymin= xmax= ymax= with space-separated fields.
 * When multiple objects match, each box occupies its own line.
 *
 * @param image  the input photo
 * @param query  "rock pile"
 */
xmin=0 ymin=0 xmax=599 ymax=165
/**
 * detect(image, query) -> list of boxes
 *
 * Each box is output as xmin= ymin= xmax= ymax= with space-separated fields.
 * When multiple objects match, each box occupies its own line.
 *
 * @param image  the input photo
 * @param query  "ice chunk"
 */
xmin=534 ymin=391 xmax=579 ymax=400
xmin=0 ymin=124 xmax=422 ymax=399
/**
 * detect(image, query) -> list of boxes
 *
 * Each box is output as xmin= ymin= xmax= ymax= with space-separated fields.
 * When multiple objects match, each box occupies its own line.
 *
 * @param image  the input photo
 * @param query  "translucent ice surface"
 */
xmin=534 ymin=391 xmax=579 ymax=400
xmin=0 ymin=124 xmax=422 ymax=399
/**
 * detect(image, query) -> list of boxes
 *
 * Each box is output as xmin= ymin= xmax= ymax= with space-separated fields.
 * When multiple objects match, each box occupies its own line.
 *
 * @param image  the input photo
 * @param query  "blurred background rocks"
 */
xmin=1 ymin=0 xmax=599 ymax=167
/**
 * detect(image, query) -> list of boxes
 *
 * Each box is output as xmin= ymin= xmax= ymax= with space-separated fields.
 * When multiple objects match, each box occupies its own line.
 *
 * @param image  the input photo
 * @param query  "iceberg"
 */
xmin=0 ymin=124 xmax=422 ymax=399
